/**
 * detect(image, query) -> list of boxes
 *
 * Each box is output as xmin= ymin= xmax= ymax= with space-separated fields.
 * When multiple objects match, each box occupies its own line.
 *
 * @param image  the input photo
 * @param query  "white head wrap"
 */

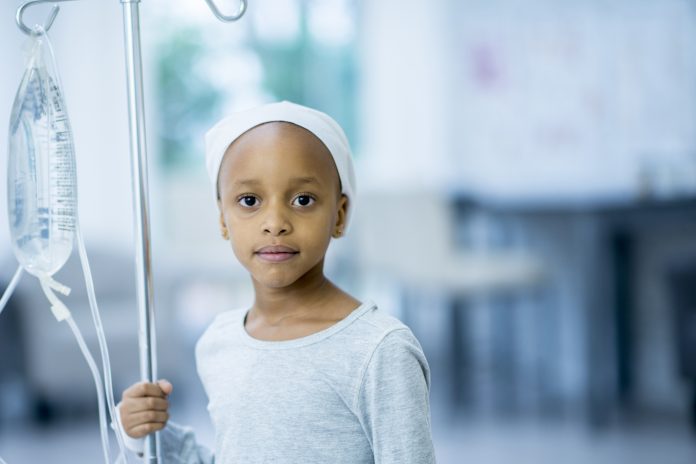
xmin=205 ymin=101 xmax=357 ymax=232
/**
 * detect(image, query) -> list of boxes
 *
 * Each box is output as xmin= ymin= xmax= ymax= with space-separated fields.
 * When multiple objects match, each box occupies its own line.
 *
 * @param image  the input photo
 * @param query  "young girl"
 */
xmin=116 ymin=101 xmax=436 ymax=463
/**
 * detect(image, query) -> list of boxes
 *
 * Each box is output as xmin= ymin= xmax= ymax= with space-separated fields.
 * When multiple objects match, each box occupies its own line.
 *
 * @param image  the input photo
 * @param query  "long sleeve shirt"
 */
xmin=118 ymin=300 xmax=436 ymax=463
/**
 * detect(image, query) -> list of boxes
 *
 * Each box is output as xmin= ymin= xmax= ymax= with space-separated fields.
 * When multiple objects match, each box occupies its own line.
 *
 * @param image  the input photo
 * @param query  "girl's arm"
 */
xmin=355 ymin=328 xmax=437 ymax=463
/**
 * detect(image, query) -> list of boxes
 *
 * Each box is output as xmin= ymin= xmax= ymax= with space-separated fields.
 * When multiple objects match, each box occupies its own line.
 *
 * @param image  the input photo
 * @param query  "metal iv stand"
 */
xmin=15 ymin=1 xmax=248 ymax=462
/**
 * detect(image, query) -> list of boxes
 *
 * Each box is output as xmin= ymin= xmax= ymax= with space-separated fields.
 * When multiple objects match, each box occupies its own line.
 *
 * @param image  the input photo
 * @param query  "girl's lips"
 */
xmin=255 ymin=245 xmax=299 ymax=263
xmin=256 ymin=251 xmax=298 ymax=263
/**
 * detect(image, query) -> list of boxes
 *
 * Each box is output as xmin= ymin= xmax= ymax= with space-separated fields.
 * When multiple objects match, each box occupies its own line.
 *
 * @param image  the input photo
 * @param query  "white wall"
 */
xmin=357 ymin=0 xmax=454 ymax=193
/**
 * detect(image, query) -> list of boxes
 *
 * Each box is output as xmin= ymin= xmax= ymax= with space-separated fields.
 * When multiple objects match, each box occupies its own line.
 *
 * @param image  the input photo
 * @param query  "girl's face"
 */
xmin=217 ymin=122 xmax=347 ymax=289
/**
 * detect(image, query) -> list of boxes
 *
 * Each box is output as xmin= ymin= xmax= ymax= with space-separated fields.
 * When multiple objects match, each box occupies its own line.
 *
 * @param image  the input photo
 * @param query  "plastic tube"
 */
xmin=74 ymin=222 xmax=130 ymax=463
xmin=0 ymin=266 xmax=23 ymax=317
xmin=36 ymin=276 xmax=113 ymax=464
xmin=64 ymin=315 xmax=112 ymax=464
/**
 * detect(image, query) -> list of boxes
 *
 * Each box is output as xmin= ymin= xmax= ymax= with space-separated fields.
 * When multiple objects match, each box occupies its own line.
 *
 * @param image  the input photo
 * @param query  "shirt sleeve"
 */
xmin=160 ymin=422 xmax=215 ymax=464
xmin=354 ymin=328 xmax=437 ymax=464
xmin=113 ymin=403 xmax=215 ymax=463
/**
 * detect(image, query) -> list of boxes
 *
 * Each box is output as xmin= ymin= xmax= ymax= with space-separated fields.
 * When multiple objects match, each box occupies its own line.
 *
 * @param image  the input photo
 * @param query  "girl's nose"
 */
xmin=262 ymin=202 xmax=292 ymax=236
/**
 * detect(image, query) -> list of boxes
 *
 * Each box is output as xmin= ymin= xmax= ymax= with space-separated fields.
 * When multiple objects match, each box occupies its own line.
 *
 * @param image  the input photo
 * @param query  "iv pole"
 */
xmin=119 ymin=2 xmax=160 ymax=461
xmin=16 ymin=1 xmax=248 ymax=463
xmin=119 ymin=1 xmax=247 ymax=463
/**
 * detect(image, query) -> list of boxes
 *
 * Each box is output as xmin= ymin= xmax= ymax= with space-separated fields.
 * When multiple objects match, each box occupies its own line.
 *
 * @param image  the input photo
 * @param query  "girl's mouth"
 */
xmin=255 ymin=245 xmax=299 ymax=262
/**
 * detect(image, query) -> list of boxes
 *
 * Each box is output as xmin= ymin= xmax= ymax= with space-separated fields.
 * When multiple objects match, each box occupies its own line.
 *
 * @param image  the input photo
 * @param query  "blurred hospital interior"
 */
xmin=2 ymin=0 xmax=696 ymax=462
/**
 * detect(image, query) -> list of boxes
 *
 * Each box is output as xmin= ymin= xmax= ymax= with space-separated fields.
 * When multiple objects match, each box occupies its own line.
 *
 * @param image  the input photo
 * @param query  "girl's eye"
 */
xmin=292 ymin=195 xmax=315 ymax=207
xmin=238 ymin=195 xmax=259 ymax=208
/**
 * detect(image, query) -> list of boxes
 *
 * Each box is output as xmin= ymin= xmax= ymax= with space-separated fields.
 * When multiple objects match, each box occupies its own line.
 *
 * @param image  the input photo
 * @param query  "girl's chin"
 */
xmin=252 ymin=271 xmax=303 ymax=290
xmin=248 ymin=258 xmax=325 ymax=289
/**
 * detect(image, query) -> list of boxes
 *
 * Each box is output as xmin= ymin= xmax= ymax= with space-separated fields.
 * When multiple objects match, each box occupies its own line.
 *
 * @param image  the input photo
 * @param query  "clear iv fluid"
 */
xmin=8 ymin=39 xmax=77 ymax=278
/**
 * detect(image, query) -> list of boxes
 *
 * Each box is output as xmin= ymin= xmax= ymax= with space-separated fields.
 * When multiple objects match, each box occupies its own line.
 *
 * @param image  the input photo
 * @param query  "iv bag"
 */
xmin=7 ymin=29 xmax=77 ymax=278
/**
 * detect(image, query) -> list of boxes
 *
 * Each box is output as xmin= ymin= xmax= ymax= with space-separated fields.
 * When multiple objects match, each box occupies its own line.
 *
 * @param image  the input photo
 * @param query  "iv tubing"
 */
xmin=75 ymin=222 xmax=130 ymax=463
xmin=64 ymin=315 xmax=111 ymax=464
xmin=0 ymin=266 xmax=23 ymax=317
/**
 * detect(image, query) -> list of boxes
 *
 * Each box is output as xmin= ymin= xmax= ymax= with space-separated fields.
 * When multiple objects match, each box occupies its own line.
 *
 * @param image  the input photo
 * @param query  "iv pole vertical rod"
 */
xmin=120 ymin=0 xmax=160 ymax=463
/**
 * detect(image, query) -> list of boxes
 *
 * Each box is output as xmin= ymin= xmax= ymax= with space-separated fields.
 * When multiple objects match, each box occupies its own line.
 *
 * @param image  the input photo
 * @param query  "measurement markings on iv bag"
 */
xmin=47 ymin=75 xmax=76 ymax=235
xmin=49 ymin=81 xmax=64 ymax=113
xmin=54 ymin=132 xmax=68 ymax=142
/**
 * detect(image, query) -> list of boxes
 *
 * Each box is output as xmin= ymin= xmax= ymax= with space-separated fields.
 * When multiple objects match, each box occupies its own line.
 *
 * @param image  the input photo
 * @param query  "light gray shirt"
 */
xmin=121 ymin=300 xmax=436 ymax=463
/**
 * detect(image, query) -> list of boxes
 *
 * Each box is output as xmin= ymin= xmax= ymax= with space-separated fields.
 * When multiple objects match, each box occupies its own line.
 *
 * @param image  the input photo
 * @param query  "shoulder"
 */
xmin=350 ymin=302 xmax=410 ymax=339
xmin=327 ymin=302 xmax=420 ymax=361
xmin=352 ymin=305 xmax=426 ymax=364
xmin=363 ymin=326 xmax=430 ymax=380
xmin=350 ymin=304 xmax=430 ymax=381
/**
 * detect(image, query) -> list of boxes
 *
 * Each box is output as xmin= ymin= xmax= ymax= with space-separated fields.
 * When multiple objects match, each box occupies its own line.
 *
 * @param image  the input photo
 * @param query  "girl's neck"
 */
xmin=249 ymin=260 xmax=339 ymax=325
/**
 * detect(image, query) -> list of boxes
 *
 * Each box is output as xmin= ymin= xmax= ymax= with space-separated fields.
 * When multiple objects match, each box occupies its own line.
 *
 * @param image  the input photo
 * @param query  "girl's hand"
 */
xmin=119 ymin=379 xmax=172 ymax=438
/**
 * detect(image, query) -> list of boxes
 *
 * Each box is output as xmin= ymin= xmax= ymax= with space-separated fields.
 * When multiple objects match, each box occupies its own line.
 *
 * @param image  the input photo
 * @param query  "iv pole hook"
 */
xmin=16 ymin=0 xmax=78 ymax=36
xmin=203 ymin=0 xmax=247 ymax=22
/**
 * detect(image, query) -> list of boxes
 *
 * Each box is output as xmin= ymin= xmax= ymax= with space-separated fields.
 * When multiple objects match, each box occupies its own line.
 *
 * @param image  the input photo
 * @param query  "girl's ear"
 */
xmin=332 ymin=194 xmax=348 ymax=238
xmin=218 ymin=202 xmax=229 ymax=240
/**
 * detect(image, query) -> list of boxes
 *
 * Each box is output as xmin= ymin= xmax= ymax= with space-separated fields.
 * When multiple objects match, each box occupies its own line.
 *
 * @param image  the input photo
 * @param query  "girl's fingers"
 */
xmin=157 ymin=379 xmax=173 ymax=395
xmin=120 ymin=380 xmax=173 ymax=439
xmin=122 ymin=381 xmax=168 ymax=400
xmin=123 ymin=410 xmax=169 ymax=429
xmin=121 ymin=396 xmax=169 ymax=414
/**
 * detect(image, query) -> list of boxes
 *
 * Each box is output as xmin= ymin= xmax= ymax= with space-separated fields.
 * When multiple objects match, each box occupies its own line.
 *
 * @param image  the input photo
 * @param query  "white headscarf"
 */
xmin=205 ymin=101 xmax=357 ymax=232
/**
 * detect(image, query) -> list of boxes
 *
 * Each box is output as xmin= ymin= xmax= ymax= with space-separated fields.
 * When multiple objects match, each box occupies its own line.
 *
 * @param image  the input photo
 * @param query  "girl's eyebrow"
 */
xmin=289 ymin=176 xmax=321 ymax=186
xmin=234 ymin=179 xmax=261 ymax=187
